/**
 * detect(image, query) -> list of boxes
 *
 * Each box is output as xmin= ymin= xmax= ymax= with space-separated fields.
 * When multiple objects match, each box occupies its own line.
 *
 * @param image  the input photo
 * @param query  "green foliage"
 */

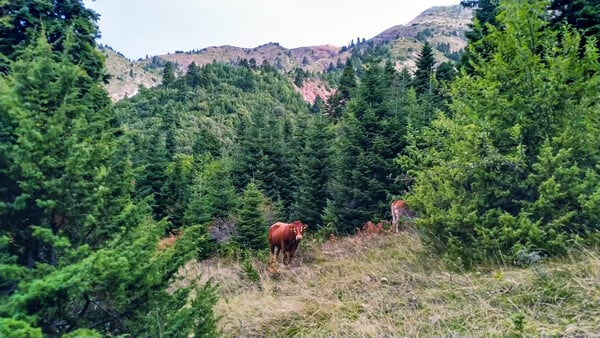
xmin=0 ymin=0 xmax=105 ymax=80
xmin=328 ymin=62 xmax=411 ymax=233
xmin=291 ymin=114 xmax=334 ymax=228
xmin=510 ymin=313 xmax=526 ymax=336
xmin=162 ymin=61 xmax=176 ymax=86
xmin=62 ymin=329 xmax=102 ymax=337
xmin=161 ymin=283 xmax=219 ymax=337
xmin=406 ymin=0 xmax=600 ymax=266
xmin=1 ymin=203 xmax=218 ymax=336
xmin=0 ymin=3 xmax=219 ymax=335
xmin=184 ymin=157 xmax=237 ymax=227
xmin=0 ymin=31 xmax=133 ymax=273
xmin=550 ymin=0 xmax=600 ymax=50
xmin=159 ymin=153 xmax=195 ymax=229
xmin=460 ymin=0 xmax=501 ymax=73
xmin=0 ymin=318 xmax=42 ymax=337
xmin=119 ymin=61 xmax=310 ymax=222
xmin=232 ymin=104 xmax=299 ymax=213
xmin=413 ymin=41 xmax=436 ymax=95
xmin=234 ymin=182 xmax=269 ymax=251
xmin=339 ymin=59 xmax=357 ymax=101
xmin=241 ymin=256 xmax=261 ymax=284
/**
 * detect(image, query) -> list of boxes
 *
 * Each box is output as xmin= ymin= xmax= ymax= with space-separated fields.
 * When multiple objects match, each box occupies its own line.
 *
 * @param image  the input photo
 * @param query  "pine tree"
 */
xmin=291 ymin=114 xmax=333 ymax=228
xmin=162 ymin=61 xmax=176 ymax=86
xmin=0 ymin=5 xmax=221 ymax=335
xmin=159 ymin=154 xmax=195 ymax=230
xmin=0 ymin=32 xmax=134 ymax=263
xmin=339 ymin=58 xmax=357 ymax=101
xmin=413 ymin=41 xmax=436 ymax=95
xmin=407 ymin=0 xmax=600 ymax=266
xmin=328 ymin=62 xmax=409 ymax=233
xmin=232 ymin=106 xmax=295 ymax=213
xmin=460 ymin=0 xmax=501 ymax=73
xmin=184 ymin=157 xmax=237 ymax=226
xmin=235 ymin=182 xmax=268 ymax=251
xmin=550 ymin=0 xmax=600 ymax=50
xmin=0 ymin=0 xmax=105 ymax=80
xmin=550 ymin=0 xmax=600 ymax=34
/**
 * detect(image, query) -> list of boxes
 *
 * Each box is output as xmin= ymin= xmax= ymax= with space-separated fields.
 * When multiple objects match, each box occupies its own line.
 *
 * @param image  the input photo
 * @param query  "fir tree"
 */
xmin=413 ymin=41 xmax=436 ymax=95
xmin=406 ymin=0 xmax=600 ymax=266
xmin=0 ymin=0 xmax=105 ymax=80
xmin=184 ymin=157 xmax=237 ymax=226
xmin=0 ymin=4 xmax=219 ymax=335
xmin=291 ymin=114 xmax=333 ymax=228
xmin=162 ymin=61 xmax=176 ymax=86
xmin=328 ymin=62 xmax=409 ymax=233
xmin=339 ymin=59 xmax=357 ymax=101
xmin=235 ymin=182 xmax=268 ymax=251
xmin=550 ymin=0 xmax=600 ymax=50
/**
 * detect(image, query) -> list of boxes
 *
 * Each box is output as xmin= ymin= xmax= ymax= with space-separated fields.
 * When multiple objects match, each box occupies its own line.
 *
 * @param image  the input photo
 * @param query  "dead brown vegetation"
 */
xmin=171 ymin=231 xmax=600 ymax=336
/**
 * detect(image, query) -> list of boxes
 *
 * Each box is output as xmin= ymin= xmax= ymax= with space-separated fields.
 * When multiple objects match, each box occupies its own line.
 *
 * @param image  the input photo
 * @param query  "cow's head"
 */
xmin=290 ymin=220 xmax=307 ymax=241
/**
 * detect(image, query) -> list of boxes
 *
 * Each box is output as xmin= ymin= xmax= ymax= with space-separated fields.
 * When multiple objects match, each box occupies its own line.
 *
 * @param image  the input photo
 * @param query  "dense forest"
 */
xmin=1 ymin=0 xmax=599 ymax=336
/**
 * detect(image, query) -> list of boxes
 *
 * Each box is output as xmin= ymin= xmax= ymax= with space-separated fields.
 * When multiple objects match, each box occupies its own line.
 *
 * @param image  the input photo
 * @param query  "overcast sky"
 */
xmin=83 ymin=0 xmax=460 ymax=60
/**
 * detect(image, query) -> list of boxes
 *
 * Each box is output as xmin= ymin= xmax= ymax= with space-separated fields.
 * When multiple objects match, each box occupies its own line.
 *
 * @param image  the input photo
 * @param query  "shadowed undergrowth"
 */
xmin=171 ymin=232 xmax=600 ymax=336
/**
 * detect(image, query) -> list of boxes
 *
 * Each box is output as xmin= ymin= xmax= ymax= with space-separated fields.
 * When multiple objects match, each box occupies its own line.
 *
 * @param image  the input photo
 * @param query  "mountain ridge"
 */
xmin=102 ymin=4 xmax=473 ymax=102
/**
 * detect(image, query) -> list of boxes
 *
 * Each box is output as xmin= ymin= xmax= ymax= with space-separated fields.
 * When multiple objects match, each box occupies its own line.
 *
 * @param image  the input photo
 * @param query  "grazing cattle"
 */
xmin=157 ymin=229 xmax=183 ymax=251
xmin=362 ymin=221 xmax=385 ymax=235
xmin=268 ymin=220 xmax=307 ymax=269
xmin=391 ymin=199 xmax=416 ymax=233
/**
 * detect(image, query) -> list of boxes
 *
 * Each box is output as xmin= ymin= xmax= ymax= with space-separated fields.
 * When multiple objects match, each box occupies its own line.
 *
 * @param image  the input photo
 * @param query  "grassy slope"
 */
xmin=172 ymin=231 xmax=599 ymax=337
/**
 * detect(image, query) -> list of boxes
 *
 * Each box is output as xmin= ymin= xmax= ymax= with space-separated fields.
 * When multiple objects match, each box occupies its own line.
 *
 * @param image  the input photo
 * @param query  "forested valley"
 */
xmin=1 ymin=0 xmax=599 ymax=336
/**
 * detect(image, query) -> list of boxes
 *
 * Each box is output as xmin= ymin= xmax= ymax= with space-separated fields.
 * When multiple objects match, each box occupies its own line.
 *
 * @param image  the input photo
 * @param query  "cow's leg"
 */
xmin=391 ymin=206 xmax=398 ymax=232
xmin=274 ymin=246 xmax=281 ymax=264
xmin=280 ymin=241 xmax=287 ymax=265
xmin=269 ymin=244 xmax=277 ymax=266
xmin=288 ymin=248 xmax=297 ymax=266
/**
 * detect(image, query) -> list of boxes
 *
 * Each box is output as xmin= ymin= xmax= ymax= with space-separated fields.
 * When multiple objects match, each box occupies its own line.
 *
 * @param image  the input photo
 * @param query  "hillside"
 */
xmin=102 ymin=4 xmax=472 ymax=102
xmin=101 ymin=47 xmax=162 ymax=101
xmin=171 ymin=231 xmax=599 ymax=336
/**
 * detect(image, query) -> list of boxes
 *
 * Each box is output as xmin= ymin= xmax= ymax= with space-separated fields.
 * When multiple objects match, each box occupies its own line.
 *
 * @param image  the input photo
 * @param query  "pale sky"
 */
xmin=83 ymin=0 xmax=460 ymax=60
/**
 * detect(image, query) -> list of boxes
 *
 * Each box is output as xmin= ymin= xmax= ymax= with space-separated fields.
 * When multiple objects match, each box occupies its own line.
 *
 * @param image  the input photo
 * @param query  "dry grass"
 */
xmin=172 ymin=232 xmax=600 ymax=337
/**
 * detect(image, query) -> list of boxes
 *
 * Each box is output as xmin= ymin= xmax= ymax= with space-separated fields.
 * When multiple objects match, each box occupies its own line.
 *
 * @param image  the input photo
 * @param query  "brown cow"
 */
xmin=391 ymin=199 xmax=416 ymax=233
xmin=156 ymin=229 xmax=183 ymax=251
xmin=268 ymin=220 xmax=307 ymax=269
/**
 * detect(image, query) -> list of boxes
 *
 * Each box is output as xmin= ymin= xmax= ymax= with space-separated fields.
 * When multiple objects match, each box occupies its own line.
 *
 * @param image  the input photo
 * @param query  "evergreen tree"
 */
xmin=550 ymin=0 xmax=600 ymax=34
xmin=324 ymin=91 xmax=345 ymax=120
xmin=0 ymin=4 xmax=219 ymax=335
xmin=460 ymin=0 xmax=501 ymax=72
xmin=291 ymin=114 xmax=333 ymax=228
xmin=232 ymin=105 xmax=296 ymax=214
xmin=158 ymin=154 xmax=195 ymax=230
xmin=413 ymin=41 xmax=436 ymax=95
xmin=338 ymin=58 xmax=357 ymax=101
xmin=0 ymin=0 xmax=106 ymax=80
xmin=435 ymin=61 xmax=458 ymax=84
xmin=235 ymin=182 xmax=268 ymax=250
xmin=406 ymin=0 xmax=600 ymax=266
xmin=399 ymin=67 xmax=413 ymax=90
xmin=184 ymin=157 xmax=237 ymax=226
xmin=328 ymin=62 xmax=409 ymax=233
xmin=0 ymin=33 xmax=132 ymax=265
xmin=550 ymin=0 xmax=600 ymax=50
xmin=162 ymin=61 xmax=176 ymax=86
